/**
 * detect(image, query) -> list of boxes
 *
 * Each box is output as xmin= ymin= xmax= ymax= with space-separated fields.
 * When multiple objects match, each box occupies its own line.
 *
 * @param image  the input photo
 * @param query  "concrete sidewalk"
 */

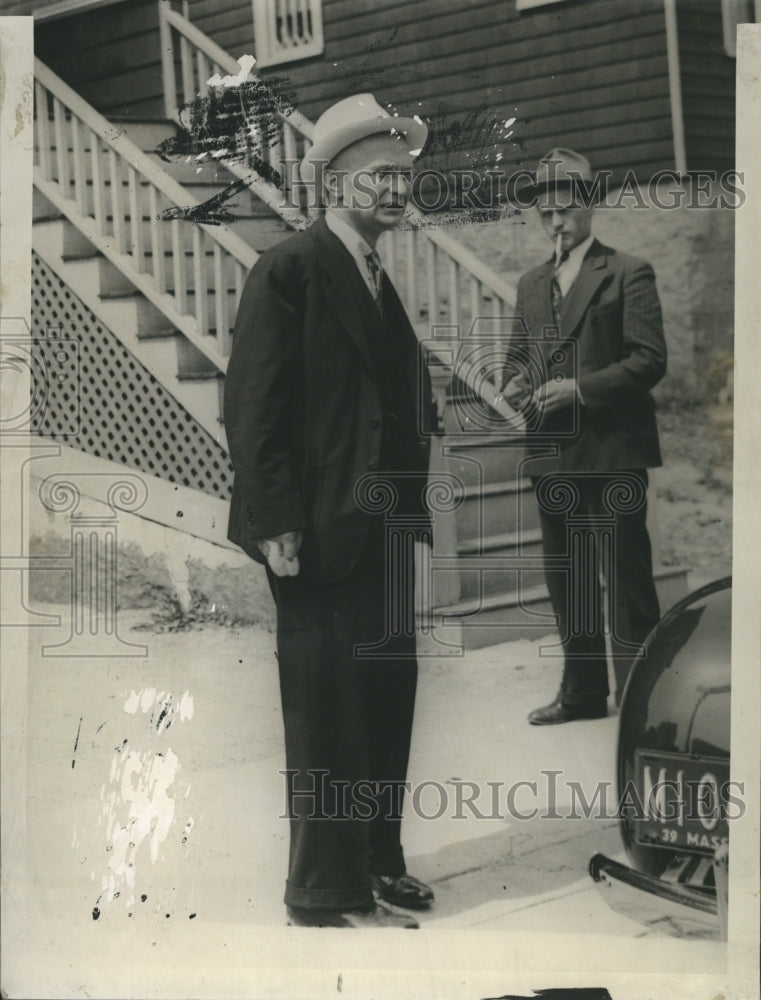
xmin=3 ymin=604 xmax=725 ymax=998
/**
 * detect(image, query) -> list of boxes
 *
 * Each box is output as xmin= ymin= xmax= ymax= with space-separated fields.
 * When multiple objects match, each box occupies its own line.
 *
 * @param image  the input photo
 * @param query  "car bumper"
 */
xmin=589 ymin=853 xmax=725 ymax=939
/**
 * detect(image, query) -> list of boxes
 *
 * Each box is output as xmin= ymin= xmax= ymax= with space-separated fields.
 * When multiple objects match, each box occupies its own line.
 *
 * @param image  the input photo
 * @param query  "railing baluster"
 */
xmin=149 ymin=186 xmax=166 ymax=294
xmin=197 ymin=52 xmax=210 ymax=97
xmin=405 ymin=229 xmax=417 ymax=321
xmin=180 ymin=34 xmax=194 ymax=105
xmin=470 ymin=276 xmax=481 ymax=327
xmin=230 ymin=260 xmax=248 ymax=354
xmin=108 ymin=149 xmax=123 ymax=252
xmin=270 ymin=129 xmax=283 ymax=183
xmin=448 ymin=256 xmax=460 ymax=328
xmin=426 ymin=240 xmax=438 ymax=328
xmin=283 ymin=123 xmax=297 ymax=197
xmin=159 ymin=0 xmax=177 ymax=118
xmin=35 ymin=82 xmax=52 ymax=179
xmin=70 ymin=115 xmax=86 ymax=211
xmin=192 ymin=227 xmax=208 ymax=335
xmin=128 ymin=166 xmax=143 ymax=268
xmin=213 ymin=244 xmax=225 ymax=341
xmin=171 ymin=218 xmax=187 ymax=312
xmin=89 ymin=127 xmax=105 ymax=230
xmin=52 ymin=96 xmax=69 ymax=194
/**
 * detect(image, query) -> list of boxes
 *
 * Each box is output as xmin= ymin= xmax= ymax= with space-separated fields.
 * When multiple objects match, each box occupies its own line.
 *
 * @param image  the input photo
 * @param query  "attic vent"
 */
xmin=253 ymin=0 xmax=325 ymax=68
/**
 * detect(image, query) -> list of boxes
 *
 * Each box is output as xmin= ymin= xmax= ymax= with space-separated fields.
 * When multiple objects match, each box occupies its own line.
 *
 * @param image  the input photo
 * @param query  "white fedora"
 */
xmin=300 ymin=93 xmax=428 ymax=184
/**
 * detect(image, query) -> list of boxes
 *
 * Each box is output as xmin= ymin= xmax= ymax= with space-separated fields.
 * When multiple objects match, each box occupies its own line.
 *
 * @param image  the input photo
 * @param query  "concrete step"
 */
xmin=453 ymin=477 xmax=539 ymax=540
xmin=432 ymin=564 xmax=690 ymax=650
xmin=456 ymin=529 xmax=546 ymax=600
xmin=441 ymin=435 xmax=530 ymax=488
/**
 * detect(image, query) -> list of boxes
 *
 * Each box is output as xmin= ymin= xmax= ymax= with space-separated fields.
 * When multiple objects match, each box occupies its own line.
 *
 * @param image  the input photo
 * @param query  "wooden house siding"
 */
xmin=29 ymin=0 xmax=733 ymax=180
xmin=676 ymin=0 xmax=736 ymax=172
xmin=248 ymin=0 xmax=677 ymax=181
xmin=35 ymin=0 xmax=165 ymax=117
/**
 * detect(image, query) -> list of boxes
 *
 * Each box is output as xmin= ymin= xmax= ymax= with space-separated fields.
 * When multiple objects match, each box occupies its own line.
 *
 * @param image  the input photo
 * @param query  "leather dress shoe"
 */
xmin=286 ymin=901 xmax=419 ymax=928
xmin=371 ymin=873 xmax=434 ymax=909
xmin=528 ymin=696 xmax=607 ymax=725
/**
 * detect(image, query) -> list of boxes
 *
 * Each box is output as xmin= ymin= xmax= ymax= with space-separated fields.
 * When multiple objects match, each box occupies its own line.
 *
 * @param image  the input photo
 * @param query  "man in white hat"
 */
xmin=224 ymin=95 xmax=435 ymax=927
xmin=504 ymin=148 xmax=667 ymax=724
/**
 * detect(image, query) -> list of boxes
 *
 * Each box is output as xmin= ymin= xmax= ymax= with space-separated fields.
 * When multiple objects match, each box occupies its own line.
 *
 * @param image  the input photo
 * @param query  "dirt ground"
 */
xmin=656 ymin=402 xmax=733 ymax=584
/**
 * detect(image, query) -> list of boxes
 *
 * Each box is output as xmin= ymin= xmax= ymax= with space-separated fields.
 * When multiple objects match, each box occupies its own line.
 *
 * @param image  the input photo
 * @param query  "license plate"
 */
xmin=633 ymin=750 xmax=730 ymax=854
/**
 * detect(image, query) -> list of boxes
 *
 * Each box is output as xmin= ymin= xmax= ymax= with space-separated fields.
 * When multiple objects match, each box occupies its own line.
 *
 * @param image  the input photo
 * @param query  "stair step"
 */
xmin=455 ymin=536 xmax=547 ymax=600
xmin=61 ymin=251 xmax=100 ymax=262
xmin=453 ymin=478 xmax=540 ymax=540
xmin=108 ymin=118 xmax=178 ymax=148
xmin=432 ymin=564 xmax=690 ymax=650
xmin=442 ymin=438 xmax=530 ymax=486
xmin=133 ymin=322 xmax=177 ymax=341
xmin=98 ymin=285 xmax=238 ymax=300
xmin=177 ymin=369 xmax=223 ymax=382
xmin=457 ymin=527 xmax=543 ymax=555
xmin=456 ymin=477 xmax=531 ymax=500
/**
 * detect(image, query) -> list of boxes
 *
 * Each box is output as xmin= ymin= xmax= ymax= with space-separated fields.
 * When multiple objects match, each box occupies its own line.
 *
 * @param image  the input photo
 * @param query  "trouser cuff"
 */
xmin=283 ymin=881 xmax=374 ymax=911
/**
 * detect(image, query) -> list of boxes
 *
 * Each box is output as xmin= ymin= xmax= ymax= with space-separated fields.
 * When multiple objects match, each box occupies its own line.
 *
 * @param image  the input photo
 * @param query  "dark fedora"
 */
xmin=514 ymin=147 xmax=604 ymax=206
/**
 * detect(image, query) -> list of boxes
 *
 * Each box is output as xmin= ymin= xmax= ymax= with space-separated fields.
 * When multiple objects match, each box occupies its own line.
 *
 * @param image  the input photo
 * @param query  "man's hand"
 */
xmin=501 ymin=373 xmax=532 ymax=409
xmin=537 ymin=377 xmax=579 ymax=414
xmin=257 ymin=530 xmax=303 ymax=577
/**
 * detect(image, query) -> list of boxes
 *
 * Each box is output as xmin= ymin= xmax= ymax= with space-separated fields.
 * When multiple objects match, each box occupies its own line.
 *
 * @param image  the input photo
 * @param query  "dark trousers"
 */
xmin=533 ymin=470 xmax=661 ymax=705
xmin=267 ymin=518 xmax=418 ymax=910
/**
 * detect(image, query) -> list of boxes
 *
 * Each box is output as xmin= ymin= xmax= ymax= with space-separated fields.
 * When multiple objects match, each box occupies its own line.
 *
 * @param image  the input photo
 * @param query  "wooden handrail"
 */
xmin=160 ymin=2 xmax=314 ymax=142
xmin=406 ymin=208 xmax=517 ymax=307
xmin=156 ymin=3 xmax=516 ymax=308
xmin=34 ymin=58 xmax=258 ymax=272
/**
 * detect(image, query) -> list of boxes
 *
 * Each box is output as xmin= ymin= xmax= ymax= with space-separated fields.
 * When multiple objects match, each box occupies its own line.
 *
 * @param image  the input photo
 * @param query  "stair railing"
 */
xmin=156 ymin=1 xmax=517 ymax=345
xmin=158 ymin=0 xmax=312 ymax=230
xmin=33 ymin=58 xmax=258 ymax=373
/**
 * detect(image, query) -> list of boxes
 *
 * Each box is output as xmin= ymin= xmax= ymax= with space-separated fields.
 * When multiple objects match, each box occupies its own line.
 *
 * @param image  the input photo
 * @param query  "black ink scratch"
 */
xmin=482 ymin=990 xmax=613 ymax=1000
xmin=72 ymin=715 xmax=83 ymax=769
xmin=161 ymin=177 xmax=257 ymax=227
xmin=160 ymin=76 xmax=296 ymax=163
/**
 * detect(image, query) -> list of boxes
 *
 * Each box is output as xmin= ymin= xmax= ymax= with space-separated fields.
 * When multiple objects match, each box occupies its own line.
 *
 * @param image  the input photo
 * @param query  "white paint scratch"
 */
xmin=85 ymin=688 xmax=197 ymax=910
xmin=206 ymin=54 xmax=256 ymax=89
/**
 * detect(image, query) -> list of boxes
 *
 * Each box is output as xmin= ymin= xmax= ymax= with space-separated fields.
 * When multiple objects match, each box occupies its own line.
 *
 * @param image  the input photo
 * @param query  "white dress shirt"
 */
xmin=554 ymin=233 xmax=595 ymax=297
xmin=325 ymin=209 xmax=382 ymax=299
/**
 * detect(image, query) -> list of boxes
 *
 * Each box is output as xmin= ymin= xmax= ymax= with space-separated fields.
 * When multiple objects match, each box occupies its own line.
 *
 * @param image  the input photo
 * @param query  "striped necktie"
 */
xmin=551 ymin=250 xmax=569 ymax=322
xmin=364 ymin=249 xmax=384 ymax=313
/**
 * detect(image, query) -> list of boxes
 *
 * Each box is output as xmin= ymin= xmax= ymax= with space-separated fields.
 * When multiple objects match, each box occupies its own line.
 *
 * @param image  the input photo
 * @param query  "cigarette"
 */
xmin=555 ymin=232 xmax=563 ymax=266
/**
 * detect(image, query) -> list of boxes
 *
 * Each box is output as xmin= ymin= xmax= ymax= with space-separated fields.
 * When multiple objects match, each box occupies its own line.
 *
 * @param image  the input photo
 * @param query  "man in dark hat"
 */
xmin=503 ymin=148 xmax=667 ymax=724
xmin=224 ymin=95 xmax=435 ymax=926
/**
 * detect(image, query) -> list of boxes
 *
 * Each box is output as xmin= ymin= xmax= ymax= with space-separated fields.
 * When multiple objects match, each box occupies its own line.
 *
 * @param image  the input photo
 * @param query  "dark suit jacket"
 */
xmin=511 ymin=239 xmax=667 ymax=475
xmin=224 ymin=216 xmax=433 ymax=580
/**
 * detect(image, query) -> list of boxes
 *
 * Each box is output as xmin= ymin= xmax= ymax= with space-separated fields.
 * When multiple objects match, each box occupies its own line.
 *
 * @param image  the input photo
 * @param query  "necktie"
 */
xmin=364 ymin=249 xmax=384 ymax=313
xmin=551 ymin=250 xmax=569 ymax=322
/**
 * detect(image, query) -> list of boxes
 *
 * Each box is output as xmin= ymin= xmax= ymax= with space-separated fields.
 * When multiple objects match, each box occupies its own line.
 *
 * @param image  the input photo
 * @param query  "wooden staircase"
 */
xmin=31 ymin=8 xmax=689 ymax=649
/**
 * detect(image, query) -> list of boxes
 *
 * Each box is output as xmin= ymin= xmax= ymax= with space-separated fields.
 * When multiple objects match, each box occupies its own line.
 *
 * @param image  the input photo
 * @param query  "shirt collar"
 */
xmin=325 ymin=209 xmax=376 ymax=265
xmin=560 ymin=233 xmax=595 ymax=269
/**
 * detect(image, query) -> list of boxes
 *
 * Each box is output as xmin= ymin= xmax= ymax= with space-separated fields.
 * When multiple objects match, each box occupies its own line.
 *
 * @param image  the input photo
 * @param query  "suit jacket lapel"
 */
xmin=313 ymin=217 xmax=380 ymax=379
xmin=523 ymin=262 xmax=557 ymax=338
xmin=558 ymin=239 xmax=609 ymax=340
xmin=381 ymin=275 xmax=421 ymax=396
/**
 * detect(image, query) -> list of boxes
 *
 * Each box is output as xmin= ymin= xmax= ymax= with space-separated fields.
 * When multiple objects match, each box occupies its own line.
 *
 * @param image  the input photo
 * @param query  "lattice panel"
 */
xmin=31 ymin=251 xmax=233 ymax=498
